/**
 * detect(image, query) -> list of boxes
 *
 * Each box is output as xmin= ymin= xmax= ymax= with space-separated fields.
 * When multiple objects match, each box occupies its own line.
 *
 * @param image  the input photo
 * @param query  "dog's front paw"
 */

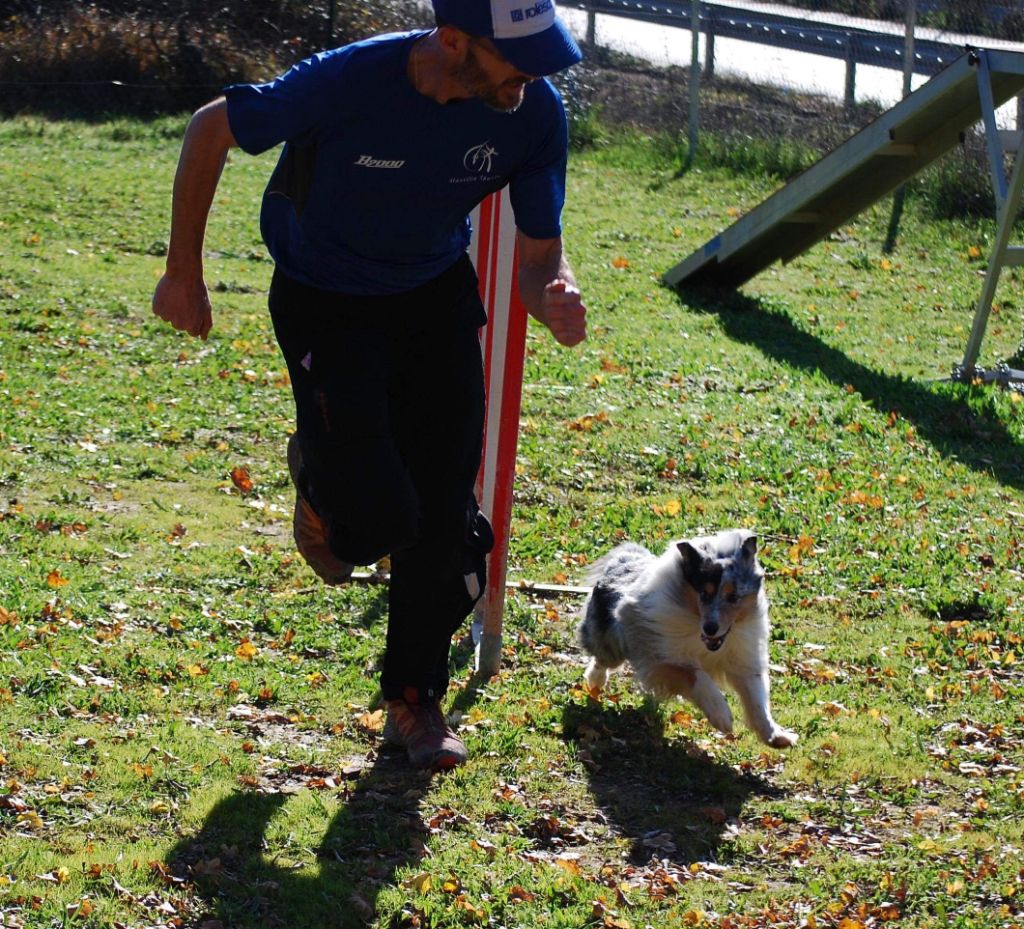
xmin=766 ymin=728 xmax=799 ymax=749
xmin=706 ymin=703 xmax=734 ymax=736
xmin=690 ymin=676 xmax=733 ymax=734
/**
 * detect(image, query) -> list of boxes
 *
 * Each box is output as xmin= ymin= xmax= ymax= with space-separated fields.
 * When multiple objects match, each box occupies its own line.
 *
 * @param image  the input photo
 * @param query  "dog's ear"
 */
xmin=676 ymin=541 xmax=710 ymax=586
xmin=740 ymin=532 xmax=758 ymax=561
xmin=676 ymin=540 xmax=701 ymax=568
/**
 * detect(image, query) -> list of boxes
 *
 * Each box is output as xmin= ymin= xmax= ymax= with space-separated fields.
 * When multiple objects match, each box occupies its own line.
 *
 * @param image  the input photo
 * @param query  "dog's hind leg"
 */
xmin=726 ymin=669 xmax=798 ymax=748
xmin=643 ymin=663 xmax=733 ymax=735
xmin=583 ymin=658 xmax=610 ymax=698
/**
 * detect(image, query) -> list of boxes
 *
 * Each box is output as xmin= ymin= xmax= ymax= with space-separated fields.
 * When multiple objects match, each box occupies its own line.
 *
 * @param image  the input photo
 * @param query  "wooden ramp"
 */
xmin=664 ymin=48 xmax=1024 ymax=290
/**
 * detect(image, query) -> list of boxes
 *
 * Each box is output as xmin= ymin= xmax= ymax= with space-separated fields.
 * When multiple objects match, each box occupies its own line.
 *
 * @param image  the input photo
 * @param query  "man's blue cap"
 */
xmin=432 ymin=0 xmax=583 ymax=76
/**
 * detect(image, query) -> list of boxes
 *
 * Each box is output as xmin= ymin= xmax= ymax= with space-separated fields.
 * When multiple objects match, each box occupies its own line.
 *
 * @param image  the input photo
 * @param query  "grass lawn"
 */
xmin=1 ymin=116 xmax=1023 ymax=929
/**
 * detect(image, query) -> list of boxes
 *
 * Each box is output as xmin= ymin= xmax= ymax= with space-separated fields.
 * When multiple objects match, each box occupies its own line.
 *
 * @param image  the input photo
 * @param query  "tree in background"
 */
xmin=0 ymin=0 xmax=430 ymax=115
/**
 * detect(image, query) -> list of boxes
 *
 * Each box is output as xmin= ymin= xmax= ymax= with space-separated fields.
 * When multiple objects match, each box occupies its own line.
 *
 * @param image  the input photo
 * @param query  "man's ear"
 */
xmin=437 ymin=24 xmax=471 ymax=59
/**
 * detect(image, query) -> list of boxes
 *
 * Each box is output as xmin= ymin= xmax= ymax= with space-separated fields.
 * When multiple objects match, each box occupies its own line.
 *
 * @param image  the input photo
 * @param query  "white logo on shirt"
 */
xmin=354 ymin=154 xmax=406 ymax=169
xmin=463 ymin=142 xmax=498 ymax=174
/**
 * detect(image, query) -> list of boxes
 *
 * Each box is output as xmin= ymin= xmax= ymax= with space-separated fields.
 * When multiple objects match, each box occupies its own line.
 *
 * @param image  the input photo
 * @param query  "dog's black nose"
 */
xmin=702 ymin=622 xmax=718 ymax=637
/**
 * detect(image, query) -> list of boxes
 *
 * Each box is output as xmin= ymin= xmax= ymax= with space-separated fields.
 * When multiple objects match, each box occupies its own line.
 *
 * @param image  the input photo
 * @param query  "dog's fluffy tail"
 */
xmin=577 ymin=581 xmax=628 ymax=668
xmin=577 ymin=544 xmax=647 ymax=667
xmin=577 ymin=542 xmax=650 ymax=669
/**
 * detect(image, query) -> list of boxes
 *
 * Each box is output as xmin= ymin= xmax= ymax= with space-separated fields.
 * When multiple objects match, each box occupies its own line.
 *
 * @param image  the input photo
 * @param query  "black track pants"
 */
xmin=268 ymin=256 xmax=492 ymax=700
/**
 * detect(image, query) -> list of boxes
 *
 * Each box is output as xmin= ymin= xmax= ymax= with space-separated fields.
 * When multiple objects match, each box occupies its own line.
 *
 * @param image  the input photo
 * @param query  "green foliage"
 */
xmin=770 ymin=0 xmax=1019 ymax=40
xmin=573 ymin=122 xmax=1000 ymax=223
xmin=694 ymin=132 xmax=820 ymax=179
xmin=1 ymin=118 xmax=1023 ymax=929
xmin=913 ymin=140 xmax=998 ymax=221
xmin=0 ymin=1 xmax=431 ymax=115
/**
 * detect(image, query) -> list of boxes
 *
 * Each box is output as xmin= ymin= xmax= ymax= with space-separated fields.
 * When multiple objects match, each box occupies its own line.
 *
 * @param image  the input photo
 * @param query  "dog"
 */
xmin=576 ymin=529 xmax=797 ymax=748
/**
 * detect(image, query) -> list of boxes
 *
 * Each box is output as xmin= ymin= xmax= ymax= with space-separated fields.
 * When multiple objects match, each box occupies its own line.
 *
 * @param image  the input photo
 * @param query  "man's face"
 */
xmin=454 ymin=38 xmax=537 ymax=112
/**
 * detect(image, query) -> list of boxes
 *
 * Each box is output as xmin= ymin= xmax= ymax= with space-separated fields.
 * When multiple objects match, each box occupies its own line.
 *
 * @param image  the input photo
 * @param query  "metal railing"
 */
xmin=572 ymin=0 xmax=967 ymax=106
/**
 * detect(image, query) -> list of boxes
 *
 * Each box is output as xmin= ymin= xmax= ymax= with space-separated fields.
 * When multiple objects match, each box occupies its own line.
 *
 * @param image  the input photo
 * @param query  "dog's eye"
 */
xmin=699 ymin=589 xmax=715 ymax=603
xmin=725 ymin=592 xmax=740 ymax=604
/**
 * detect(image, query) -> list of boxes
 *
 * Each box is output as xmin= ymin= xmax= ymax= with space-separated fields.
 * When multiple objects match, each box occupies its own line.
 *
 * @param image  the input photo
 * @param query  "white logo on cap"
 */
xmin=492 ymin=0 xmax=555 ymax=38
xmin=510 ymin=0 xmax=552 ymax=23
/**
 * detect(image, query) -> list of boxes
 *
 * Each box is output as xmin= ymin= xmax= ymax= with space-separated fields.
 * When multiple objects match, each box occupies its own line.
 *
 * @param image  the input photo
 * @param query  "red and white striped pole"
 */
xmin=469 ymin=189 xmax=528 ymax=678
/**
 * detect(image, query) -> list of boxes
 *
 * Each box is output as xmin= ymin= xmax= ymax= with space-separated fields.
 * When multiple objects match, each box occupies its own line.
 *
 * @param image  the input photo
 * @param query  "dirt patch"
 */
xmin=564 ymin=45 xmax=884 ymax=153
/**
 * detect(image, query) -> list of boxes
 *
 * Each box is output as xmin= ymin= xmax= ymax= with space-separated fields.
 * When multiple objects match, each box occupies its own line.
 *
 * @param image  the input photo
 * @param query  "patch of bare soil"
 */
xmin=565 ymin=45 xmax=884 ymax=152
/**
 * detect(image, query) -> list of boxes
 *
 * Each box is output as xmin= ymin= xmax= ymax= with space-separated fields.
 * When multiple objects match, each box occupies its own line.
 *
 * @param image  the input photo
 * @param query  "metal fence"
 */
xmin=559 ymin=0 xmax=1024 ymax=122
xmin=569 ymin=0 xmax=958 ymax=105
xmin=4 ymin=0 xmax=1023 ymax=136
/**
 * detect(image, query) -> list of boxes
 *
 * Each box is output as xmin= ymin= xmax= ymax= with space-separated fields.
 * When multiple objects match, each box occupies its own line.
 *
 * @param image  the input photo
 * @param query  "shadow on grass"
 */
xmin=680 ymin=286 xmax=1024 ymax=490
xmin=167 ymin=750 xmax=430 ymax=929
xmin=562 ymin=701 xmax=778 ymax=866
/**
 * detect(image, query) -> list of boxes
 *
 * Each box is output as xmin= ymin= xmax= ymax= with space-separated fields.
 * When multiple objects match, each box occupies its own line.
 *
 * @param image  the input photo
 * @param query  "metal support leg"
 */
xmin=844 ymin=37 xmax=857 ymax=108
xmin=958 ymin=102 xmax=1024 ymax=377
xmin=686 ymin=0 xmax=701 ymax=167
xmin=976 ymin=50 xmax=1009 ymax=209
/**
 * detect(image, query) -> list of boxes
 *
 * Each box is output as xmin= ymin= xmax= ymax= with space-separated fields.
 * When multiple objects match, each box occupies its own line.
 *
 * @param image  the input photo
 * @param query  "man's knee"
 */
xmin=327 ymin=502 xmax=419 ymax=566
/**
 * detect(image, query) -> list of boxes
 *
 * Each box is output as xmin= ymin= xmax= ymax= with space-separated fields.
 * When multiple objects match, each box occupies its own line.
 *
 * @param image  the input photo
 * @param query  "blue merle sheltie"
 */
xmin=577 ymin=529 xmax=797 ymax=748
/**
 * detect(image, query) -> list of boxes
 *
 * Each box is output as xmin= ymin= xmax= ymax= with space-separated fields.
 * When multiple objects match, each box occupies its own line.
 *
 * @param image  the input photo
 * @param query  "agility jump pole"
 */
xmin=469 ymin=188 xmax=528 ymax=678
xmin=341 ymin=189 xmax=584 ymax=672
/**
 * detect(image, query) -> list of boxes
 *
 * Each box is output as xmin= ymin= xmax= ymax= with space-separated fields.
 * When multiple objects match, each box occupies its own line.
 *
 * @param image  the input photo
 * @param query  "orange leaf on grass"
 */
xmin=47 ymin=570 xmax=69 ymax=588
xmin=355 ymin=709 xmax=385 ymax=733
xmin=230 ymin=466 xmax=254 ymax=494
xmin=68 ymin=899 xmax=94 ymax=919
xmin=554 ymin=856 xmax=583 ymax=876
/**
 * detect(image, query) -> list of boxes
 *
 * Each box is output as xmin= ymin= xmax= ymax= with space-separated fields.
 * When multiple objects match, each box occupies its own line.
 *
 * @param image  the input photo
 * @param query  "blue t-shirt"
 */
xmin=224 ymin=31 xmax=569 ymax=295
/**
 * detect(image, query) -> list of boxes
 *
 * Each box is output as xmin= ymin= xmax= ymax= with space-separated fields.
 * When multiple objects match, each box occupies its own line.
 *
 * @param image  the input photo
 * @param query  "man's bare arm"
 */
xmin=152 ymin=97 xmax=237 ymax=340
xmin=516 ymin=231 xmax=586 ymax=347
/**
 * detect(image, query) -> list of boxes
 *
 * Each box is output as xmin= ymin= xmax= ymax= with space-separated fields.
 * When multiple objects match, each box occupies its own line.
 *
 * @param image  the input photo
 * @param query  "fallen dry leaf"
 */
xmin=46 ymin=569 xmax=69 ymax=588
xmin=230 ymin=466 xmax=254 ymax=494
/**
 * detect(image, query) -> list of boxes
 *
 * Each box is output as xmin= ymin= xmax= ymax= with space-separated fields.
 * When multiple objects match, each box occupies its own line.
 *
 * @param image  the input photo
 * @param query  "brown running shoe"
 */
xmin=286 ymin=433 xmax=353 ymax=586
xmin=383 ymin=690 xmax=467 ymax=771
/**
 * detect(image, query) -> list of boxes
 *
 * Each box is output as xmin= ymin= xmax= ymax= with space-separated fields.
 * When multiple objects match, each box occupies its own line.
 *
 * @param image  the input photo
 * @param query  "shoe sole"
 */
xmin=286 ymin=434 xmax=353 ymax=586
xmin=382 ymin=719 xmax=467 ymax=771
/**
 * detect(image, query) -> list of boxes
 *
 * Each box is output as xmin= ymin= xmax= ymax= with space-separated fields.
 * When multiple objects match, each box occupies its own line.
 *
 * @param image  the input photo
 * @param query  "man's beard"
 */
xmin=454 ymin=47 xmax=527 ymax=113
